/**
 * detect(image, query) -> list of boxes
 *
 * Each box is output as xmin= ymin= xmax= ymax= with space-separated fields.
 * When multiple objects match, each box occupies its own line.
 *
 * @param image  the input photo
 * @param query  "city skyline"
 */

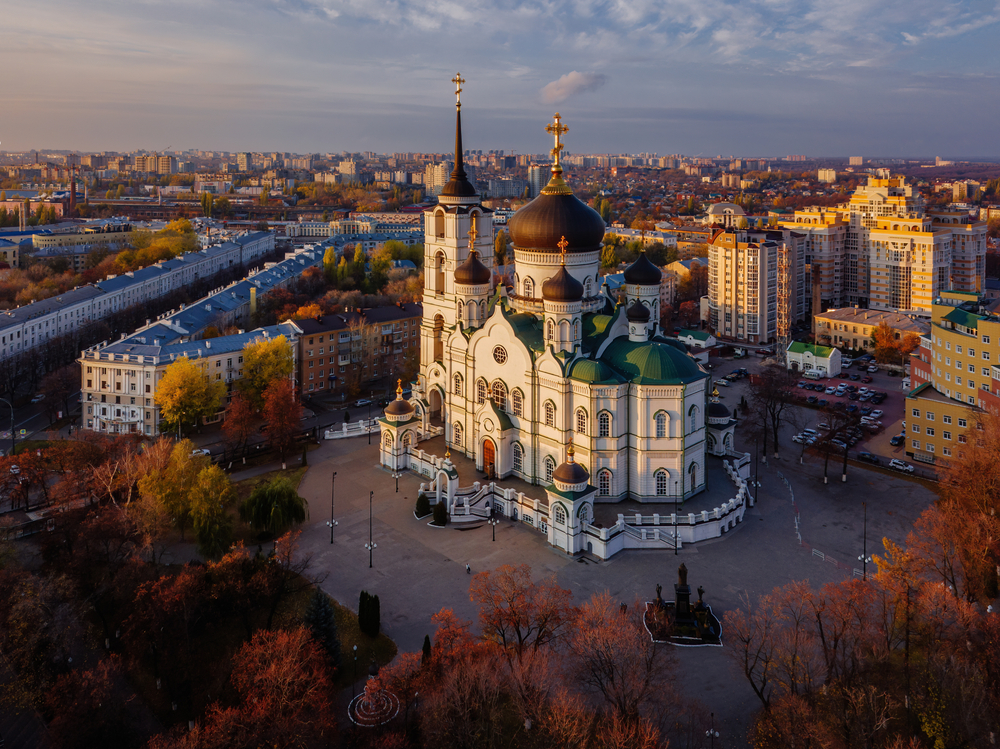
xmin=4 ymin=0 xmax=1000 ymax=157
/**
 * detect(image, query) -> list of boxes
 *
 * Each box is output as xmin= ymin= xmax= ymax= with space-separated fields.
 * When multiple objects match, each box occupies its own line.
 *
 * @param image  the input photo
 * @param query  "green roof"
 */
xmin=678 ymin=328 xmax=710 ymax=341
xmin=568 ymin=358 xmax=626 ymax=385
xmin=506 ymin=311 xmax=544 ymax=355
xmin=600 ymin=338 xmax=707 ymax=385
xmin=942 ymin=307 xmax=981 ymax=330
xmin=787 ymin=341 xmax=836 ymax=357
xmin=581 ymin=312 xmax=617 ymax=355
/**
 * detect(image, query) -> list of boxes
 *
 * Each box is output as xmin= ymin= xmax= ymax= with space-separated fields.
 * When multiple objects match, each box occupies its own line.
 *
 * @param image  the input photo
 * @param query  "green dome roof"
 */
xmin=600 ymin=339 xmax=706 ymax=385
xmin=568 ymin=358 xmax=625 ymax=384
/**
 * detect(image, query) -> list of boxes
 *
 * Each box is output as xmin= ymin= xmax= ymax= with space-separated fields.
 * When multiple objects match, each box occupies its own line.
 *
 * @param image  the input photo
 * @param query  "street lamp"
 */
xmin=858 ymin=501 xmax=871 ymax=580
xmin=365 ymin=490 xmax=377 ymax=568
xmin=352 ymin=644 xmax=358 ymax=699
xmin=326 ymin=471 xmax=338 ymax=544
xmin=488 ymin=511 xmax=500 ymax=542
xmin=0 ymin=398 xmax=14 ymax=457
xmin=706 ymin=712 xmax=719 ymax=749
xmin=393 ymin=469 xmax=400 ymax=493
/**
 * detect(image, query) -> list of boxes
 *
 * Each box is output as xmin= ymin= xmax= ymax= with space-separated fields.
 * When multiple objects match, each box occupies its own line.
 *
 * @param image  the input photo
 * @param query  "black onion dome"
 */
xmin=553 ymin=459 xmax=589 ymax=485
xmin=454 ymin=250 xmax=491 ymax=284
xmin=542 ymin=265 xmax=584 ymax=302
xmin=626 ymin=298 xmax=650 ymax=323
xmin=507 ymin=178 xmax=605 ymax=252
xmin=440 ymin=107 xmax=478 ymax=199
xmin=707 ymin=401 xmax=731 ymax=419
xmin=623 ymin=250 xmax=662 ymax=285
xmin=385 ymin=397 xmax=415 ymax=416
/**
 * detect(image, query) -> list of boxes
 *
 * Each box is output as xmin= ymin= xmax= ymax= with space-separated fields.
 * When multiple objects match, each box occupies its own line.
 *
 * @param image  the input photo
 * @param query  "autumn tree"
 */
xmin=154 ymin=356 xmax=225 ymax=438
xmin=137 ymin=439 xmax=210 ymax=539
xmin=222 ymin=391 xmax=255 ymax=457
xmin=239 ymin=334 xmax=294 ymax=409
xmin=262 ymin=377 xmax=303 ymax=465
xmin=239 ymin=476 xmax=307 ymax=537
xmin=189 ymin=464 xmax=236 ymax=558
xmin=494 ymin=229 xmax=509 ymax=267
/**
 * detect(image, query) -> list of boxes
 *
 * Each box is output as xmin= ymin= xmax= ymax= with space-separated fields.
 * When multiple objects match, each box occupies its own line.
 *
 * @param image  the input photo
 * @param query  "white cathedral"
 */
xmin=380 ymin=78 xmax=734 ymax=506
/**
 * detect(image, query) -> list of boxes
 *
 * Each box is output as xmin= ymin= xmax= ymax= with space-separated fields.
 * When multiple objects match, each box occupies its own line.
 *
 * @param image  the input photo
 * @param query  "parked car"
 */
xmin=792 ymin=434 xmax=806 ymax=444
xmin=867 ymin=365 xmax=879 ymax=373
xmin=818 ymin=398 xmax=829 ymax=407
xmin=857 ymin=452 xmax=880 ymax=465
xmin=191 ymin=448 xmax=211 ymax=457
xmin=889 ymin=458 xmax=915 ymax=473
xmin=806 ymin=395 xmax=818 ymax=404
xmin=830 ymin=439 xmax=847 ymax=449
xmin=825 ymin=386 xmax=836 ymax=394
xmin=818 ymin=422 xmax=831 ymax=430
xmin=860 ymin=406 xmax=872 ymax=415
xmin=859 ymin=393 xmax=872 ymax=401
xmin=801 ymin=428 xmax=818 ymax=436
xmin=354 ymin=398 xmax=373 ymax=407
xmin=890 ymin=434 xmax=905 ymax=446
xmin=871 ymin=393 xmax=887 ymax=404
xmin=849 ymin=373 xmax=861 ymax=381
xmin=31 ymin=394 xmax=45 ymax=403
xmin=847 ymin=404 xmax=859 ymax=413
xmin=848 ymin=392 xmax=860 ymax=401
xmin=9 ymin=464 xmax=19 ymax=475
xmin=861 ymin=376 xmax=873 ymax=384
xmin=714 ymin=379 xmax=730 ymax=387
xmin=797 ymin=381 xmax=807 ymax=388
xmin=870 ymin=410 xmax=884 ymax=419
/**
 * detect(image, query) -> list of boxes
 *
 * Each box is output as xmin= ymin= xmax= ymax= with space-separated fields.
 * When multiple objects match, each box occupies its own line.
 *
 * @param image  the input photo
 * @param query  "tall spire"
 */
xmin=440 ymin=73 xmax=477 ymax=200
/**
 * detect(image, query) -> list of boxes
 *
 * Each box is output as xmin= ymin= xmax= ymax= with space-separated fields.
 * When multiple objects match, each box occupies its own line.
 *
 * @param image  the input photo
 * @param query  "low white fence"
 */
xmin=324 ymin=419 xmax=378 ymax=440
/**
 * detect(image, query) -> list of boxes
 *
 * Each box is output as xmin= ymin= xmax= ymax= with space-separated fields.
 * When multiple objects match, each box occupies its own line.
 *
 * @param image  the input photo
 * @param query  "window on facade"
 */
xmin=912 ymin=408 xmax=920 ymax=417
xmin=576 ymin=409 xmax=587 ymax=434
xmin=454 ymin=374 xmax=463 ymax=396
xmin=491 ymin=381 xmax=508 ymax=411
xmin=554 ymin=505 xmax=566 ymax=524
xmin=655 ymin=470 xmax=668 ymax=496
xmin=513 ymin=443 xmax=523 ymax=473
xmin=544 ymin=456 xmax=555 ymax=483
xmin=689 ymin=407 xmax=697 ymax=433
xmin=544 ymin=402 xmax=554 ymax=427
xmin=598 ymin=469 xmax=611 ymax=496
xmin=477 ymin=379 xmax=487 ymax=404
xmin=454 ymin=422 xmax=463 ymax=448
xmin=512 ymin=390 xmax=523 ymax=417
xmin=926 ymin=427 xmax=935 ymax=436
xmin=958 ymin=418 xmax=967 ymax=428
xmin=656 ymin=413 xmax=667 ymax=438
xmin=599 ymin=412 xmax=610 ymax=438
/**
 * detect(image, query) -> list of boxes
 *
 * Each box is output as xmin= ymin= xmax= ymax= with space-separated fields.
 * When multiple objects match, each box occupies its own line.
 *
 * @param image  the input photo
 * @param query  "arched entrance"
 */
xmin=482 ymin=438 xmax=496 ymax=479
xmin=433 ymin=314 xmax=444 ymax=362
xmin=428 ymin=387 xmax=443 ymax=423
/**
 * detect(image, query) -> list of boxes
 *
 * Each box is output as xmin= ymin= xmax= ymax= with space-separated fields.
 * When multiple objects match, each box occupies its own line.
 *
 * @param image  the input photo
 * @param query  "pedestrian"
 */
xmin=466 ymin=564 xmax=471 ymax=574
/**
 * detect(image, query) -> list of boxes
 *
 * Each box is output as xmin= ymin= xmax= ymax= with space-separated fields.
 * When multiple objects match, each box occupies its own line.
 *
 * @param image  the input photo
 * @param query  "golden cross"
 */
xmin=545 ymin=112 xmax=568 ymax=167
xmin=452 ymin=73 xmax=465 ymax=106
xmin=557 ymin=235 xmax=569 ymax=263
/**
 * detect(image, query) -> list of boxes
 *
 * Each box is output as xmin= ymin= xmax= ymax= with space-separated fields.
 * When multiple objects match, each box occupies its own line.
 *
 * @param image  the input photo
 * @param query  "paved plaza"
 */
xmin=294 ymin=401 xmax=939 ymax=742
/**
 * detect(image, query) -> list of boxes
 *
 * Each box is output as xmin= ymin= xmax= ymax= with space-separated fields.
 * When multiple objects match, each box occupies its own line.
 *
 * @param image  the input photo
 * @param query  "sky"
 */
xmin=4 ymin=0 xmax=1000 ymax=158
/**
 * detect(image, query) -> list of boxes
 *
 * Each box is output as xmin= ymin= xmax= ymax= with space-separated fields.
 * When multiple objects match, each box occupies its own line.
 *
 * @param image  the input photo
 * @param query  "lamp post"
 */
xmin=365 ymin=490 xmax=376 ymax=568
xmin=393 ymin=469 xmax=400 ymax=493
xmin=858 ymin=500 xmax=871 ymax=580
xmin=706 ymin=712 xmax=719 ymax=749
xmin=367 ymin=390 xmax=373 ymax=445
xmin=326 ymin=471 xmax=338 ymax=544
xmin=0 ymin=398 xmax=14 ymax=457
xmin=489 ymin=511 xmax=500 ymax=542
xmin=352 ymin=644 xmax=358 ymax=699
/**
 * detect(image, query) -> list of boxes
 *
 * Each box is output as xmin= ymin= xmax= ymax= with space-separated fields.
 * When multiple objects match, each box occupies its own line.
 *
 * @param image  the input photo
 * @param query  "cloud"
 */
xmin=540 ymin=71 xmax=607 ymax=103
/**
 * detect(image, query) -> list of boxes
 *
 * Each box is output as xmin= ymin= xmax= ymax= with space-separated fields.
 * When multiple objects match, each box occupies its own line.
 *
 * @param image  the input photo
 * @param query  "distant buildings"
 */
xmin=817 ymin=168 xmax=837 ymax=183
xmin=813 ymin=307 xmax=930 ymax=351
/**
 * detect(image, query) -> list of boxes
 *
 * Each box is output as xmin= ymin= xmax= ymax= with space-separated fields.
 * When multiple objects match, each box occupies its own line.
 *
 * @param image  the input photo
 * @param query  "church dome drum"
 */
xmin=623 ymin=251 xmax=662 ymax=286
xmin=454 ymin=250 xmax=491 ymax=285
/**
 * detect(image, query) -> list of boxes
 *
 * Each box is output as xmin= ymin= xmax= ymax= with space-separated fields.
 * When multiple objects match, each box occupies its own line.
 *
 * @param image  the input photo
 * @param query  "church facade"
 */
xmin=381 ymin=79 xmax=713 ymax=505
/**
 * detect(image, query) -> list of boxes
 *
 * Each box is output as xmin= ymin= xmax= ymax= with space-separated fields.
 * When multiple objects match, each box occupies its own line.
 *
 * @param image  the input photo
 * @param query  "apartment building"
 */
xmin=780 ymin=176 xmax=986 ymax=313
xmin=905 ymin=291 xmax=1000 ymax=464
xmin=295 ymin=303 xmax=422 ymax=397
xmin=80 ymin=322 xmax=300 ymax=437
xmin=814 ymin=307 xmax=929 ymax=352
xmin=707 ymin=227 xmax=806 ymax=344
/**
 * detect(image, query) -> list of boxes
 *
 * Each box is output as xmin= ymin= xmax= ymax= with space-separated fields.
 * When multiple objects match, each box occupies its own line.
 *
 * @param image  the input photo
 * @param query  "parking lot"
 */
xmin=712 ymin=353 xmax=921 ymax=474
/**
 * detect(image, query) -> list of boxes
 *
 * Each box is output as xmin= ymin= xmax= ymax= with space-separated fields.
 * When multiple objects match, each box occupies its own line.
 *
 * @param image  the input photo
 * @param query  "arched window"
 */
xmin=655 ymin=412 xmax=667 ymax=438
xmin=544 ymin=401 xmax=555 ymax=427
xmin=585 ymin=278 xmax=592 ymax=296
xmin=576 ymin=408 xmax=587 ymax=434
xmin=689 ymin=406 xmax=699 ymax=433
xmin=554 ymin=505 xmax=566 ymax=525
xmin=454 ymin=422 xmax=463 ymax=448
xmin=433 ymin=314 xmax=444 ymax=361
xmin=513 ymin=443 xmax=523 ymax=473
xmin=573 ymin=320 xmax=580 ymax=340
xmin=546 ymin=320 xmax=554 ymax=341
xmin=491 ymin=380 xmax=508 ymax=411
xmin=402 ymin=432 xmax=413 ymax=447
xmin=480 ymin=301 xmax=486 ymax=320
xmin=598 ymin=469 xmax=611 ymax=496
xmin=599 ymin=411 xmax=611 ymax=437
xmin=458 ymin=300 xmax=464 ymax=320
xmin=655 ymin=470 xmax=668 ymax=496
xmin=560 ymin=320 xmax=570 ymax=342
xmin=512 ymin=389 xmax=523 ymax=418
xmin=454 ymin=373 xmax=463 ymax=396
xmin=544 ymin=456 xmax=555 ymax=483
xmin=523 ymin=277 xmax=534 ymax=298
xmin=477 ymin=379 xmax=487 ymax=404
xmin=688 ymin=462 xmax=698 ymax=490
xmin=434 ymin=209 xmax=445 ymax=238
xmin=434 ymin=252 xmax=446 ymax=294
xmin=383 ymin=433 xmax=393 ymax=449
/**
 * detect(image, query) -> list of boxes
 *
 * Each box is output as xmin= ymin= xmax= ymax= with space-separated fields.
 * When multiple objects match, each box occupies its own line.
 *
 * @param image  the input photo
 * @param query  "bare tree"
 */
xmin=745 ymin=363 xmax=797 ymax=458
